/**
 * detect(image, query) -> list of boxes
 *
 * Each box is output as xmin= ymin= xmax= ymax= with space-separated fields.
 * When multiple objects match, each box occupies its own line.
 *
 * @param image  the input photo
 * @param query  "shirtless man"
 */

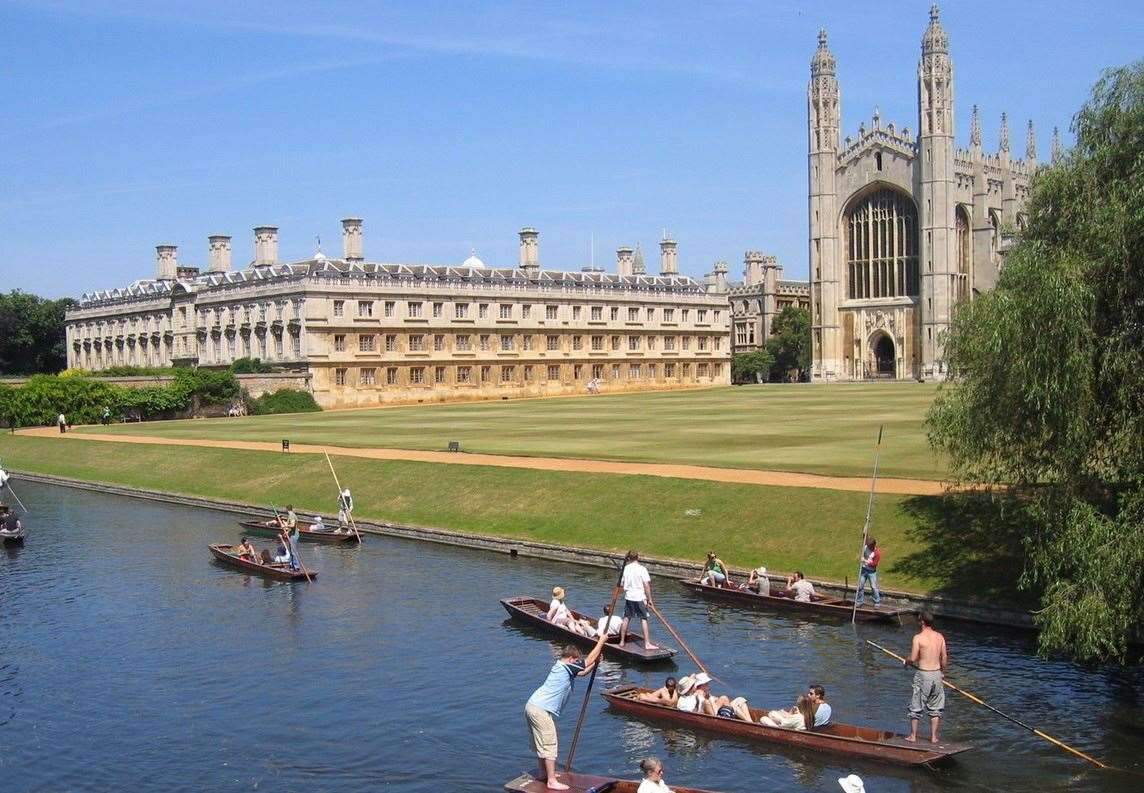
xmin=904 ymin=611 xmax=948 ymax=743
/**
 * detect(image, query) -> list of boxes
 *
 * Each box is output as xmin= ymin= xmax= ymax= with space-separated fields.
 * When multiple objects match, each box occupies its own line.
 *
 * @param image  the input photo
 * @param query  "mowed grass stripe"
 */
xmin=83 ymin=383 xmax=946 ymax=479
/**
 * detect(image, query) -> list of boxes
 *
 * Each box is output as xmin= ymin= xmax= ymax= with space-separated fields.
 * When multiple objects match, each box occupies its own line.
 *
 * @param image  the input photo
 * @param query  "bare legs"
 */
xmin=906 ymin=715 xmax=941 ymax=744
xmin=619 ymin=617 xmax=658 ymax=650
xmin=537 ymin=758 xmax=569 ymax=791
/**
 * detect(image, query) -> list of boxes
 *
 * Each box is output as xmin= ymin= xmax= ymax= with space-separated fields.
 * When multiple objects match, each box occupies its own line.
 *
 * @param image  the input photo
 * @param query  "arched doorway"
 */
xmin=872 ymin=333 xmax=896 ymax=378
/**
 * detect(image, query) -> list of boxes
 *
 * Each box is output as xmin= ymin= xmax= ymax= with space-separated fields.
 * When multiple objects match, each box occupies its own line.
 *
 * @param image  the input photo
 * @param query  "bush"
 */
xmin=171 ymin=369 xmax=240 ymax=406
xmin=231 ymin=357 xmax=274 ymax=374
xmin=95 ymin=365 xmax=177 ymax=377
xmin=247 ymin=388 xmax=321 ymax=415
xmin=2 ymin=374 xmax=119 ymax=426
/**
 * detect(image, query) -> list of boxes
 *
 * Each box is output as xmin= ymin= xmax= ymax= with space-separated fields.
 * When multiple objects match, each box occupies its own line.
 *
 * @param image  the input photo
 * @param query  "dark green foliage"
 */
xmin=170 ymin=369 xmax=239 ymax=407
xmin=247 ymin=388 xmax=321 ymax=415
xmin=731 ymin=350 xmax=774 ymax=383
xmin=765 ymin=306 xmax=811 ymax=381
xmin=95 ymin=366 xmax=177 ymax=377
xmin=928 ymin=62 xmax=1144 ymax=663
xmin=0 ymin=291 xmax=75 ymax=375
xmin=230 ymin=357 xmax=274 ymax=374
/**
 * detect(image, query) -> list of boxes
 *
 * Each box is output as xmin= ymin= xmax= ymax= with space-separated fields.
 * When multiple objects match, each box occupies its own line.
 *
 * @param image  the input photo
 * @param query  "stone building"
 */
xmin=808 ymin=5 xmax=1040 ymax=381
xmin=704 ymin=252 xmax=811 ymax=354
xmin=65 ymin=221 xmax=731 ymax=408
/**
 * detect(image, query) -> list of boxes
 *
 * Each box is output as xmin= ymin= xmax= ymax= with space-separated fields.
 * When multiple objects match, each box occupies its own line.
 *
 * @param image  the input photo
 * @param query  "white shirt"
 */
xmin=790 ymin=579 xmax=815 ymax=602
xmin=548 ymin=598 xmax=571 ymax=622
xmin=622 ymin=562 xmax=651 ymax=602
xmin=597 ymin=614 xmax=622 ymax=636
xmin=637 ymin=779 xmax=672 ymax=793
xmin=676 ymin=693 xmax=699 ymax=712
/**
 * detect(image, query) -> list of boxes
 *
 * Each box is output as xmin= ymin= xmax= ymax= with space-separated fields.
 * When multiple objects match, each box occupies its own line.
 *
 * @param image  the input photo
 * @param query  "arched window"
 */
xmin=845 ymin=188 xmax=919 ymax=299
xmin=955 ymin=205 xmax=971 ymax=302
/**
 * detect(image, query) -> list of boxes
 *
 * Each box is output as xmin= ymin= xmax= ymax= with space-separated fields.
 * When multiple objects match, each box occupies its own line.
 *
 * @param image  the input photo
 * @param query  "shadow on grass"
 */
xmin=892 ymin=492 xmax=1041 ymax=609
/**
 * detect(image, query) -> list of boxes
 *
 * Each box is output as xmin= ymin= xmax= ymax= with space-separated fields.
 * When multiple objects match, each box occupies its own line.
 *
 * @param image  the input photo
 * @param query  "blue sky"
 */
xmin=2 ymin=1 xmax=1141 ymax=297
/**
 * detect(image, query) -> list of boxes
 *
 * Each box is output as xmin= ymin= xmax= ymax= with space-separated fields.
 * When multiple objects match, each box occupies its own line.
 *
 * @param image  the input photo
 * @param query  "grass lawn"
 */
xmin=0 ymin=433 xmax=951 ymax=592
xmin=83 ymin=383 xmax=946 ymax=480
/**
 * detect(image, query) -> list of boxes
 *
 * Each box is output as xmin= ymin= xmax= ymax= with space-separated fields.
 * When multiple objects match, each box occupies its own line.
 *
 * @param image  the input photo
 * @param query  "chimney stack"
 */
xmin=744 ymin=251 xmax=765 ymax=286
xmin=207 ymin=235 xmax=232 ymax=273
xmin=711 ymin=261 xmax=729 ymax=293
xmin=518 ymin=227 xmax=540 ymax=273
xmin=659 ymin=235 xmax=678 ymax=275
xmin=342 ymin=217 xmax=364 ymax=262
xmin=155 ymin=244 xmax=178 ymax=281
xmin=253 ymin=226 xmax=278 ymax=266
xmin=616 ymin=246 xmax=634 ymax=277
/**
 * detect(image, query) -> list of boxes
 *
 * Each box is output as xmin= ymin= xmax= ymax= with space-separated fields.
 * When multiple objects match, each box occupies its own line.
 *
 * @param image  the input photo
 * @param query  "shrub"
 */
xmin=95 ymin=365 xmax=177 ymax=377
xmin=247 ymin=388 xmax=321 ymax=415
xmin=231 ymin=357 xmax=274 ymax=374
xmin=171 ymin=369 xmax=240 ymax=406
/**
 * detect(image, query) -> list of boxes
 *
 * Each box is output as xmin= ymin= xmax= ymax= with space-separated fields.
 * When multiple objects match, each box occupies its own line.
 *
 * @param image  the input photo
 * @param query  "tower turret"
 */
xmin=808 ymin=28 xmax=841 ymax=381
xmin=1051 ymin=126 xmax=1063 ymax=164
xmin=1025 ymin=120 xmax=1037 ymax=165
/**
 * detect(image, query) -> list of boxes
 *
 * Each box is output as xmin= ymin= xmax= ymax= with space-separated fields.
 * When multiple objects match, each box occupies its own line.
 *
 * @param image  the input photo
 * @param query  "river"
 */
xmin=1 ymin=481 xmax=1140 ymax=792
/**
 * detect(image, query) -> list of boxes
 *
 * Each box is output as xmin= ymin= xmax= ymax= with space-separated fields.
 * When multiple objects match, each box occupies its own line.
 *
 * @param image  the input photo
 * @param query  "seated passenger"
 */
xmin=808 ymin=684 xmax=832 ymax=727
xmin=273 ymin=540 xmax=291 ymax=565
xmin=638 ymin=676 xmax=679 ymax=706
xmin=742 ymin=566 xmax=770 ymax=595
xmin=699 ymin=552 xmax=730 ymax=587
xmin=784 ymin=571 xmax=816 ymax=602
xmin=692 ymin=673 xmax=732 ymax=716
xmin=596 ymin=603 xmax=623 ymax=638
xmin=636 ymin=756 xmax=675 ymax=793
xmin=674 ymin=677 xmax=699 ymax=712
xmin=235 ymin=537 xmax=258 ymax=561
xmin=757 ymin=695 xmax=815 ymax=730
xmin=546 ymin=586 xmax=594 ymax=636
xmin=311 ymin=516 xmax=328 ymax=532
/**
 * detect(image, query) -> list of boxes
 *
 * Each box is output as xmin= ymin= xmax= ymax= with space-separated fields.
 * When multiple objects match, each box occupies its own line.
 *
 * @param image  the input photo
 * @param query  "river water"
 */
xmin=1 ymin=481 xmax=1141 ymax=793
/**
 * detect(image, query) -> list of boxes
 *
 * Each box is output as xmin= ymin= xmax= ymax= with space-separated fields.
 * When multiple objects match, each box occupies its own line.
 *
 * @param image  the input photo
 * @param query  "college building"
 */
xmin=702 ymin=253 xmax=811 ymax=355
xmin=65 ymin=222 xmax=732 ymax=408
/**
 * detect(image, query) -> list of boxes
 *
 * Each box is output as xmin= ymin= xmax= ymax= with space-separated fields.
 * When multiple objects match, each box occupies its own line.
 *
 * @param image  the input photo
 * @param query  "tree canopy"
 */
xmin=765 ymin=306 xmax=811 ymax=381
xmin=927 ymin=62 xmax=1144 ymax=663
xmin=0 ymin=291 xmax=74 ymax=375
xmin=731 ymin=349 xmax=774 ymax=383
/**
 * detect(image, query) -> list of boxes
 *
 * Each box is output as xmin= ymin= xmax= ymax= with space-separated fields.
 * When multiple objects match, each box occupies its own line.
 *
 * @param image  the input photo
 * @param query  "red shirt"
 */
xmin=864 ymin=547 xmax=882 ymax=570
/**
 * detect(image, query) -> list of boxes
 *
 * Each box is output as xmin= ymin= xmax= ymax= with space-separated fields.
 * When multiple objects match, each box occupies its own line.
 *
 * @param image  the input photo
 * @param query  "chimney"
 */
xmin=659 ymin=236 xmax=678 ymax=275
xmin=712 ymin=261 xmax=729 ymax=293
xmin=518 ymin=227 xmax=540 ymax=272
xmin=744 ymin=250 xmax=765 ymax=286
xmin=764 ymin=255 xmax=780 ymax=292
xmin=253 ymin=225 xmax=278 ymax=266
xmin=342 ymin=217 xmax=364 ymax=262
xmin=207 ymin=235 xmax=232 ymax=273
xmin=155 ymin=244 xmax=178 ymax=281
xmin=616 ymin=246 xmax=634 ymax=277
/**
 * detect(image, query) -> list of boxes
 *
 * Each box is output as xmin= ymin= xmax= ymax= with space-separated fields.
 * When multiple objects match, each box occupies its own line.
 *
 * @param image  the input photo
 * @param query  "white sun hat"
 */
xmin=838 ymin=774 xmax=865 ymax=793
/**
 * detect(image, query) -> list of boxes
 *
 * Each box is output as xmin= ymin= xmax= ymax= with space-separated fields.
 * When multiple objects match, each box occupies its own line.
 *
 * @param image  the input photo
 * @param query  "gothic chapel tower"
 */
xmin=808 ymin=29 xmax=840 ymax=381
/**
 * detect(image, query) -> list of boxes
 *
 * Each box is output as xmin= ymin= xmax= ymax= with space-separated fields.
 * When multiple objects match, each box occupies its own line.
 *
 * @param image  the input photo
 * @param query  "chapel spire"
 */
xmin=1052 ymin=126 xmax=1063 ymax=164
xmin=1026 ymin=120 xmax=1036 ymax=163
xmin=999 ymin=112 xmax=1010 ymax=153
xmin=970 ymin=104 xmax=981 ymax=148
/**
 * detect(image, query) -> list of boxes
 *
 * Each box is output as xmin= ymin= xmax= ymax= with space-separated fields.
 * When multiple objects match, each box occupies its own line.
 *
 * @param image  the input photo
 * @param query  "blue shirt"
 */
xmin=527 ymin=659 xmax=586 ymax=717
xmin=814 ymin=702 xmax=832 ymax=727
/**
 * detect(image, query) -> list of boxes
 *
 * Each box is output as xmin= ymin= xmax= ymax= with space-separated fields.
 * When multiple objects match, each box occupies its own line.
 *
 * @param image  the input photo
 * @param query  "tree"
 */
xmin=0 ymin=291 xmax=75 ymax=374
xmin=927 ymin=62 xmax=1144 ymax=663
xmin=765 ymin=306 xmax=811 ymax=381
xmin=731 ymin=349 xmax=774 ymax=384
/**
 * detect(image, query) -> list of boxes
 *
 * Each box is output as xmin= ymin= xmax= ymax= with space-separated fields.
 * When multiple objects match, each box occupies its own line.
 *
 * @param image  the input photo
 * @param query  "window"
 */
xmin=546 ymin=305 xmax=558 ymax=320
xmin=713 ymin=310 xmax=721 ymax=323
xmin=698 ymin=337 xmax=709 ymax=351
xmin=455 ymin=303 xmax=469 ymax=319
xmin=480 ymin=365 xmax=491 ymax=382
xmin=628 ymin=307 xmax=639 ymax=321
xmin=629 ymin=363 xmax=641 ymax=379
xmin=611 ymin=363 xmax=620 ymax=379
xmin=628 ymin=336 xmax=639 ymax=351
xmin=591 ymin=364 xmax=603 ymax=379
xmin=500 ymin=366 xmax=515 ymax=383
xmin=573 ymin=364 xmax=583 ymax=379
xmin=384 ymin=301 xmax=395 ymax=318
xmin=432 ymin=302 xmax=443 ymax=318
xmin=292 ymin=335 xmax=301 ymax=355
xmin=501 ymin=334 xmax=515 ymax=351
xmin=361 ymin=367 xmax=376 ymax=385
xmin=257 ymin=335 xmax=266 ymax=357
xmin=648 ymin=363 xmax=657 ymax=378
xmin=479 ymin=334 xmax=491 ymax=351
xmin=611 ymin=335 xmax=621 ymax=350
xmin=521 ymin=304 xmax=532 ymax=319
xmin=524 ymin=365 xmax=534 ymax=381
xmin=334 ymin=334 xmax=346 ymax=352
xmin=434 ymin=334 xmax=446 ymax=351
xmin=664 ymin=336 xmax=676 ymax=351
xmin=457 ymin=366 xmax=472 ymax=384
xmin=683 ymin=363 xmax=692 ymax=378
xmin=714 ymin=363 xmax=724 ymax=377
xmin=682 ymin=336 xmax=691 ymax=351
xmin=698 ymin=363 xmax=709 ymax=378
xmin=335 ymin=368 xmax=348 ymax=386
xmin=478 ymin=303 xmax=489 ymax=319
xmin=358 ymin=301 xmax=374 ymax=317
xmin=845 ymin=188 xmax=919 ymax=299
xmin=591 ymin=335 xmax=604 ymax=351
xmin=411 ymin=367 xmax=425 ymax=384
xmin=333 ymin=300 xmax=345 ymax=317
xmin=715 ymin=337 xmax=723 ymax=350
xmin=665 ymin=362 xmax=676 ymax=378
xmin=572 ymin=335 xmax=583 ymax=350
xmin=547 ymin=365 xmax=560 ymax=381
xmin=386 ymin=367 xmax=398 ymax=385
xmin=546 ymin=335 xmax=560 ymax=351
xmin=435 ymin=366 xmax=447 ymax=384
xmin=610 ymin=307 xmax=619 ymax=321
xmin=698 ymin=309 xmax=708 ymax=323
xmin=681 ymin=309 xmax=690 ymax=322
xmin=408 ymin=302 xmax=423 ymax=318
xmin=499 ymin=303 xmax=513 ymax=319
xmin=646 ymin=307 xmax=655 ymax=321
xmin=385 ymin=334 xmax=397 ymax=352
xmin=647 ymin=336 xmax=657 ymax=351
xmin=409 ymin=334 xmax=425 ymax=351
xmin=572 ymin=306 xmax=582 ymax=320
xmin=523 ymin=335 xmax=534 ymax=351
xmin=456 ymin=334 xmax=471 ymax=351
xmin=359 ymin=334 xmax=376 ymax=352
xmin=274 ymin=336 xmax=283 ymax=356
xmin=591 ymin=306 xmax=603 ymax=321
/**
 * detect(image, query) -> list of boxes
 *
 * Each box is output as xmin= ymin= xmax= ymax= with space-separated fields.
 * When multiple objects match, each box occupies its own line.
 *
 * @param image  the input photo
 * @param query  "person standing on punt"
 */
xmin=855 ymin=537 xmax=882 ymax=607
xmin=619 ymin=550 xmax=659 ymax=651
xmin=905 ymin=611 xmax=947 ymax=743
xmin=524 ymin=632 xmax=609 ymax=791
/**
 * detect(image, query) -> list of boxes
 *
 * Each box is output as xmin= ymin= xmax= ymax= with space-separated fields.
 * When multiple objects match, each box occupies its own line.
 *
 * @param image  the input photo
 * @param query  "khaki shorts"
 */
xmin=909 ymin=669 xmax=946 ymax=718
xmin=525 ymin=702 xmax=558 ymax=760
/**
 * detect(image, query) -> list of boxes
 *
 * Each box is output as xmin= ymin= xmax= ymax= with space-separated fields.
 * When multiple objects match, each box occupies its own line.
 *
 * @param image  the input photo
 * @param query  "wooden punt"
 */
xmin=237 ymin=519 xmax=357 ymax=545
xmin=501 ymin=596 xmax=677 ymax=664
xmin=505 ymin=771 xmax=720 ymax=793
xmin=208 ymin=543 xmax=316 ymax=581
xmin=601 ymin=684 xmax=972 ymax=767
xmin=0 ymin=526 xmax=25 ymax=544
xmin=680 ymin=578 xmax=907 ymax=623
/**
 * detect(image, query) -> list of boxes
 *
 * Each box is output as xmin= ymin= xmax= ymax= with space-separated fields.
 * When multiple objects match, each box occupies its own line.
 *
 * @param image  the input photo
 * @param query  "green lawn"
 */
xmin=83 ymin=383 xmax=946 ymax=479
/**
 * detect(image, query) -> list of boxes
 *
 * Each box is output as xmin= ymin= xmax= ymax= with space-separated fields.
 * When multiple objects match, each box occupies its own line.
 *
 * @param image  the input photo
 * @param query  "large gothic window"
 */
xmin=955 ymin=205 xmax=971 ymax=302
xmin=845 ymin=189 xmax=919 ymax=299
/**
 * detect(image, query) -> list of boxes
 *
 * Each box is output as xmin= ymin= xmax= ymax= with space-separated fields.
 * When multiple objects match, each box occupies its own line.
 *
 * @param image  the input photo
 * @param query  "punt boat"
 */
xmin=679 ymin=578 xmax=907 ymax=623
xmin=501 ymin=596 xmax=677 ymax=664
xmin=0 ymin=525 xmax=25 ymax=544
xmin=505 ymin=771 xmax=720 ymax=793
xmin=237 ymin=519 xmax=358 ymax=545
xmin=209 ymin=543 xmax=316 ymax=581
xmin=601 ymin=684 xmax=972 ymax=767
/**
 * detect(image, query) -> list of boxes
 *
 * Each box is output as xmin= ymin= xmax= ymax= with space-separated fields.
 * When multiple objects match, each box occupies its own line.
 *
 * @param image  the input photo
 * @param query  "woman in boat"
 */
xmin=311 ymin=515 xmax=328 ymax=533
xmin=273 ymin=537 xmax=291 ymax=565
xmin=692 ymin=673 xmax=732 ymax=716
xmin=1 ymin=510 xmax=22 ymax=536
xmin=234 ymin=537 xmax=258 ymax=562
xmin=742 ymin=566 xmax=770 ymax=594
xmin=546 ymin=587 xmax=595 ymax=637
xmin=636 ymin=757 xmax=674 ymax=793
xmin=753 ymin=695 xmax=815 ymax=730
xmin=674 ymin=676 xmax=699 ymax=712
xmin=699 ymin=552 xmax=730 ymax=587
xmin=638 ymin=677 xmax=678 ymax=706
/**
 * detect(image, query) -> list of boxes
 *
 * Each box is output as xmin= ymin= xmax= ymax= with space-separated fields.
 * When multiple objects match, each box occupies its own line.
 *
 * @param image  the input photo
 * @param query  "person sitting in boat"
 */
xmin=273 ymin=538 xmax=291 ymax=565
xmin=596 ymin=603 xmax=622 ymax=639
xmin=638 ymin=676 xmax=678 ymax=706
xmin=752 ymin=694 xmax=815 ymax=730
xmin=311 ymin=515 xmax=329 ymax=533
xmin=742 ymin=566 xmax=770 ymax=595
xmin=699 ymin=552 xmax=730 ymax=587
xmin=807 ymin=684 xmax=832 ymax=727
xmin=783 ymin=571 xmax=816 ymax=602
xmin=235 ymin=537 xmax=258 ymax=562
xmin=1 ymin=510 xmax=21 ymax=536
xmin=636 ymin=757 xmax=674 ymax=793
xmin=674 ymin=676 xmax=699 ymax=712
xmin=545 ymin=587 xmax=593 ymax=636
xmin=690 ymin=672 xmax=732 ymax=717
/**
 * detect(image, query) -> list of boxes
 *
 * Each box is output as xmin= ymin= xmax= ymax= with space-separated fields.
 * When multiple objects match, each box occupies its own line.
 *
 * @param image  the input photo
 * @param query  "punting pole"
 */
xmin=852 ymin=425 xmax=884 ymax=625
xmin=865 ymin=639 xmax=1127 ymax=772
xmin=564 ymin=561 xmax=626 ymax=773
xmin=5 ymin=482 xmax=29 ymax=515
xmin=272 ymin=504 xmax=313 ymax=583
xmin=324 ymin=451 xmax=362 ymax=545
xmin=646 ymin=600 xmax=720 ymax=683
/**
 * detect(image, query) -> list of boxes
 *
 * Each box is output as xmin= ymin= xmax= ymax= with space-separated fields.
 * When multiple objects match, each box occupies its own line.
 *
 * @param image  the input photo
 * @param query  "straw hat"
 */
xmin=676 ymin=676 xmax=696 ymax=696
xmin=552 ymin=586 xmax=566 ymax=599
xmin=693 ymin=672 xmax=712 ymax=687
xmin=838 ymin=775 xmax=865 ymax=793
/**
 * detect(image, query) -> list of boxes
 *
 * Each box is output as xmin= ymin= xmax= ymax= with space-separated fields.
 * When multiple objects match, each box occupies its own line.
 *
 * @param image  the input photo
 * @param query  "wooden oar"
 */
xmin=852 ymin=425 xmax=883 ymax=624
xmin=646 ymin=599 xmax=721 ymax=684
xmin=324 ymin=451 xmax=362 ymax=544
xmin=865 ymin=639 xmax=1113 ymax=770
xmin=272 ymin=504 xmax=313 ymax=583
xmin=563 ymin=562 xmax=626 ymax=773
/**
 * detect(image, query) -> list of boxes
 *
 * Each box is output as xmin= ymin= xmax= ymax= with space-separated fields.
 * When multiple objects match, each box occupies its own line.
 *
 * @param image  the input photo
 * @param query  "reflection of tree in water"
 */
xmin=659 ymin=728 xmax=717 ymax=759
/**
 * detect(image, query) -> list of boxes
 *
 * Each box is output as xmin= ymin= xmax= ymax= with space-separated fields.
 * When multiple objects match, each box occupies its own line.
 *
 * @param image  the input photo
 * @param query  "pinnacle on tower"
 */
xmin=999 ymin=112 xmax=1010 ymax=153
xmin=811 ymin=28 xmax=836 ymax=76
xmin=922 ymin=4 xmax=948 ymax=54
xmin=970 ymin=104 xmax=981 ymax=148
xmin=1051 ymin=126 xmax=1063 ymax=164
xmin=1026 ymin=120 xmax=1037 ymax=162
